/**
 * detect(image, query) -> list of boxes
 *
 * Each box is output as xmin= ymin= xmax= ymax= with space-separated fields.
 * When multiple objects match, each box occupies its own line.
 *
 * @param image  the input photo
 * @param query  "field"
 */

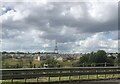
xmin=1 ymin=74 xmax=119 ymax=84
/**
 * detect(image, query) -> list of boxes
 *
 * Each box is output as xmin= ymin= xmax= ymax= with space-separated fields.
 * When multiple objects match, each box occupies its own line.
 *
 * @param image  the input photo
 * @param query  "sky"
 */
xmin=0 ymin=0 xmax=119 ymax=53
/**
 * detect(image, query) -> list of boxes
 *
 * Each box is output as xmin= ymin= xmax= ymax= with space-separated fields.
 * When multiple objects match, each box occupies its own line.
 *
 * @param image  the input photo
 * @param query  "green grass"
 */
xmin=1 ymin=74 xmax=119 ymax=84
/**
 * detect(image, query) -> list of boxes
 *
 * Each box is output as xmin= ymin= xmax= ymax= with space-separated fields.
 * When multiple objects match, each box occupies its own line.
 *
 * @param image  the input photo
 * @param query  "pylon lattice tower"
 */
xmin=54 ymin=41 xmax=58 ymax=53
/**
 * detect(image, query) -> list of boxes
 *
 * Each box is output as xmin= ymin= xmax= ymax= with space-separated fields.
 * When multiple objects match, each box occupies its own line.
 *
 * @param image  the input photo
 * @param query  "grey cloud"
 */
xmin=41 ymin=32 xmax=76 ymax=43
xmin=3 ymin=2 xmax=118 ymax=34
xmin=1 ymin=2 xmax=118 ymax=52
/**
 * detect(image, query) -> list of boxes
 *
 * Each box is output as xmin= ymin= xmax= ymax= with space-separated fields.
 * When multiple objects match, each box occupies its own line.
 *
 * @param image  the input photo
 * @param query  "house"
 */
xmin=106 ymin=53 xmax=118 ymax=58
xmin=34 ymin=56 xmax=41 ymax=61
xmin=57 ymin=57 xmax=63 ymax=62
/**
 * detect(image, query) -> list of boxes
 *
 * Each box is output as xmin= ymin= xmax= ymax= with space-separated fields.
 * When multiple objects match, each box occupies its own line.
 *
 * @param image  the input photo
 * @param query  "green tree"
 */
xmin=41 ymin=58 xmax=58 ymax=68
xmin=79 ymin=54 xmax=89 ymax=63
xmin=18 ymin=59 xmax=23 ymax=68
xmin=89 ymin=52 xmax=96 ymax=63
xmin=118 ymin=53 xmax=120 ymax=63
xmin=78 ymin=54 xmax=90 ymax=67
xmin=28 ymin=58 xmax=33 ymax=68
xmin=115 ymin=53 xmax=120 ymax=66
xmin=107 ymin=55 xmax=115 ymax=63
xmin=95 ymin=50 xmax=107 ymax=63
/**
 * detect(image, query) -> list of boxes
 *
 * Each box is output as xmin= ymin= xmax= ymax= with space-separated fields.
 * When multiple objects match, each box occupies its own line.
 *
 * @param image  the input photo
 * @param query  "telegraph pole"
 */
xmin=54 ymin=41 xmax=58 ymax=54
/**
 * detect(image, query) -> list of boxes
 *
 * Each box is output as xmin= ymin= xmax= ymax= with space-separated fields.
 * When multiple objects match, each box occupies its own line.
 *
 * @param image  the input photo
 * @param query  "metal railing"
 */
xmin=2 ymin=63 xmax=120 ymax=69
xmin=1 ymin=67 xmax=120 ymax=83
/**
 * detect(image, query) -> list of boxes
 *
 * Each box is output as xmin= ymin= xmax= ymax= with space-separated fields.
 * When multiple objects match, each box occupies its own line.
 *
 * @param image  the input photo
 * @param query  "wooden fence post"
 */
xmin=58 ymin=71 xmax=61 ymax=82
xmin=11 ymin=79 xmax=13 ymax=83
xmin=25 ymin=78 xmax=26 ymax=83
xmin=83 ymin=63 xmax=85 ymax=67
xmin=105 ymin=62 xmax=106 ymax=67
xmin=105 ymin=70 xmax=107 ymax=79
xmin=48 ymin=77 xmax=50 ymax=82
xmin=78 ymin=71 xmax=80 ymax=80
xmin=37 ymin=78 xmax=38 ymax=82
xmin=34 ymin=64 xmax=36 ymax=68
xmin=87 ymin=74 xmax=89 ymax=79
xmin=96 ymin=70 xmax=98 ymax=80
xmin=69 ymin=70 xmax=71 ymax=82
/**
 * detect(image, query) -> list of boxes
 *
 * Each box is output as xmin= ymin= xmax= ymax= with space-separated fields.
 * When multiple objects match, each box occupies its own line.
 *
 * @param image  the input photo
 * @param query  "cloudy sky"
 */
xmin=0 ymin=0 xmax=119 ymax=53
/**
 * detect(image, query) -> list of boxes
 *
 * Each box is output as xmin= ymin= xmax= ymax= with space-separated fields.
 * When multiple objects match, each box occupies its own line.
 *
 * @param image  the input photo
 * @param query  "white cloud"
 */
xmin=1 ymin=2 xmax=118 ymax=53
xmin=70 ymin=5 xmax=84 ymax=19
xmin=76 ymin=32 xmax=118 ymax=52
xmin=88 ymin=2 xmax=117 ymax=22
xmin=1 ymin=6 xmax=30 ymax=21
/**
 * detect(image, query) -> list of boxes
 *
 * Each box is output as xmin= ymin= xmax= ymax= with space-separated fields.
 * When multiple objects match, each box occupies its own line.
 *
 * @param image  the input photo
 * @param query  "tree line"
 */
xmin=36 ymin=50 xmax=120 ymax=67
xmin=2 ymin=50 xmax=120 ymax=68
xmin=74 ymin=50 xmax=120 ymax=67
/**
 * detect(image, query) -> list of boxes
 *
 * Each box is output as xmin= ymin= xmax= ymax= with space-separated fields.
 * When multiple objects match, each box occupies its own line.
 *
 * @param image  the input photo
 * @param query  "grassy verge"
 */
xmin=1 ymin=74 xmax=119 ymax=84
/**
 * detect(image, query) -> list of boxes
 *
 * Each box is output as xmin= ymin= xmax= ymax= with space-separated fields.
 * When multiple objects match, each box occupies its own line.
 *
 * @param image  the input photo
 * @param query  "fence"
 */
xmin=2 ymin=63 xmax=120 ymax=69
xmin=1 ymin=67 xmax=120 ymax=83
xmin=76 ymin=63 xmax=120 ymax=67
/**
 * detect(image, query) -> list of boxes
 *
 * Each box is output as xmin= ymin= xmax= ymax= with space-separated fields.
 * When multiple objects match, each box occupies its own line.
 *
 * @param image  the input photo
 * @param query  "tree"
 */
xmin=77 ymin=53 xmax=90 ymax=67
xmin=28 ymin=58 xmax=33 ymax=68
xmin=115 ymin=53 xmax=120 ymax=66
xmin=79 ymin=54 xmax=89 ymax=63
xmin=95 ymin=50 xmax=107 ymax=63
xmin=89 ymin=52 xmax=96 ymax=63
xmin=17 ymin=59 xmax=23 ymax=68
xmin=106 ymin=55 xmax=115 ymax=66
xmin=107 ymin=55 xmax=115 ymax=63
xmin=41 ymin=57 xmax=58 ymax=68
xmin=118 ymin=53 xmax=120 ymax=63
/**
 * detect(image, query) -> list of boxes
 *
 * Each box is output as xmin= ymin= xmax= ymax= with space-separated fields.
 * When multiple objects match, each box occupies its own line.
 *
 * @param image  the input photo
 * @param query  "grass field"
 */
xmin=1 ymin=74 xmax=119 ymax=84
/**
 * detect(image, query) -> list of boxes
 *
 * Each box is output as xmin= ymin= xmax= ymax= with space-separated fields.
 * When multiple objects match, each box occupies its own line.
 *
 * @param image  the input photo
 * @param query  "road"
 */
xmin=60 ymin=80 xmax=120 ymax=84
xmin=2 ymin=79 xmax=120 ymax=84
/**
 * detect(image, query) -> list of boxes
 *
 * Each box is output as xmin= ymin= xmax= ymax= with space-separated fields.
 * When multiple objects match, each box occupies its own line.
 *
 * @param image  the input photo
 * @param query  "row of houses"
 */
xmin=34 ymin=53 xmax=82 ymax=62
xmin=2 ymin=52 xmax=82 ymax=62
xmin=2 ymin=51 xmax=118 ymax=62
